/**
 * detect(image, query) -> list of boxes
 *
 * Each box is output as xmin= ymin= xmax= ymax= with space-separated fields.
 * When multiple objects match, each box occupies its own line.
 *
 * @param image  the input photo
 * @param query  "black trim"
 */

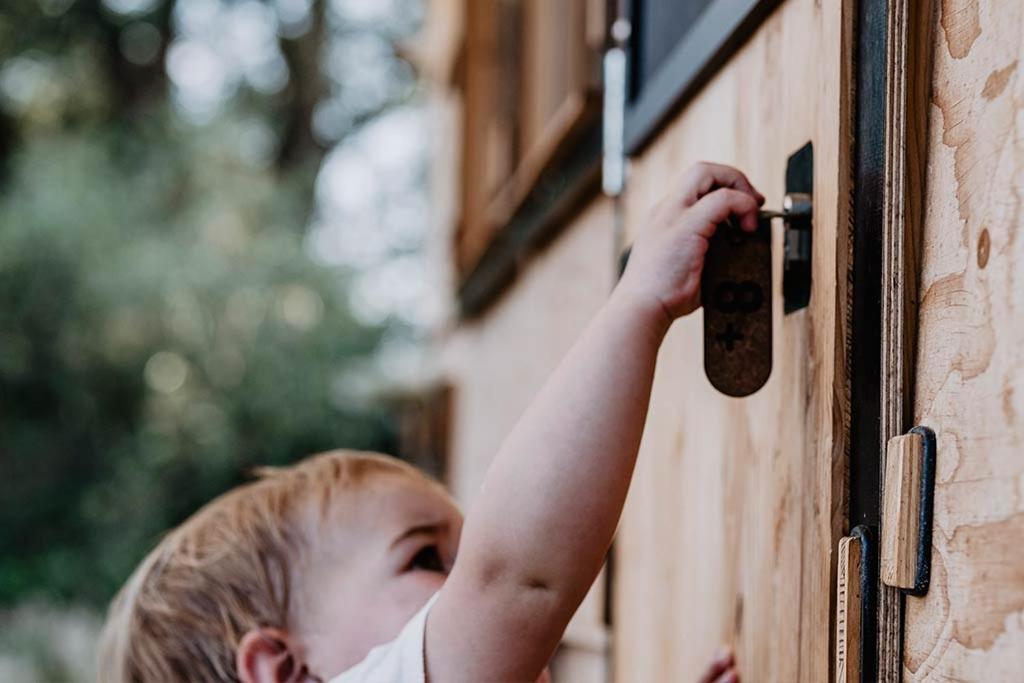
xmin=908 ymin=425 xmax=936 ymax=596
xmin=848 ymin=1 xmax=888 ymax=681
xmin=849 ymin=0 xmax=887 ymax=536
xmin=782 ymin=142 xmax=813 ymax=314
xmin=458 ymin=122 xmax=603 ymax=318
xmin=624 ymin=0 xmax=783 ymax=154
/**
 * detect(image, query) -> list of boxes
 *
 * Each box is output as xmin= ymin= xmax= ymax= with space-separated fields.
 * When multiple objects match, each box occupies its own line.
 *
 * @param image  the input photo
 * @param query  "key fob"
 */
xmin=701 ymin=216 xmax=773 ymax=397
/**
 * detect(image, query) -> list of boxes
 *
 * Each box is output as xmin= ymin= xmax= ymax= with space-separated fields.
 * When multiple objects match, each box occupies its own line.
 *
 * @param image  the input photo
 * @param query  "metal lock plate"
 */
xmin=701 ymin=216 xmax=772 ymax=397
xmin=782 ymin=143 xmax=813 ymax=313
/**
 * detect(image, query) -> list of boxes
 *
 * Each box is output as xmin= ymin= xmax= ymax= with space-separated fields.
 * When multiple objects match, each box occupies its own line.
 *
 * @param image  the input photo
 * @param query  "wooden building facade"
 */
xmin=416 ymin=1 xmax=1024 ymax=680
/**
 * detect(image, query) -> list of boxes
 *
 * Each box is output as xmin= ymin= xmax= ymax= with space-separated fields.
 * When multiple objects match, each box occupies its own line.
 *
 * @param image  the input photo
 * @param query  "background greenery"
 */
xmin=0 ymin=0 xmax=425 ymax=649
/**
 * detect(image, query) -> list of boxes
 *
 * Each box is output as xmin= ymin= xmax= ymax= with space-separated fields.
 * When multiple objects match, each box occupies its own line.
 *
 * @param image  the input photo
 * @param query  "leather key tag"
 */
xmin=701 ymin=216 xmax=773 ymax=397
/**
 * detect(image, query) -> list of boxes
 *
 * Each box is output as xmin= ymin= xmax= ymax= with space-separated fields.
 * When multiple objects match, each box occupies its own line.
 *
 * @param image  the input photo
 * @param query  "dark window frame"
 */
xmin=457 ymin=0 xmax=787 ymax=317
xmin=624 ymin=0 xmax=783 ymax=155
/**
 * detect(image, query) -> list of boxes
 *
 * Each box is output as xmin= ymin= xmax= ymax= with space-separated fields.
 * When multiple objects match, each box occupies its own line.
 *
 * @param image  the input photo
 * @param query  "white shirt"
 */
xmin=329 ymin=593 xmax=439 ymax=683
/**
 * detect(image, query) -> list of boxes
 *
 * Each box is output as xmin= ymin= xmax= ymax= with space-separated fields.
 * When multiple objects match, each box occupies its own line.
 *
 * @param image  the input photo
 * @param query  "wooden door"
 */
xmin=613 ymin=1 xmax=854 ymax=681
xmin=886 ymin=0 xmax=1024 ymax=679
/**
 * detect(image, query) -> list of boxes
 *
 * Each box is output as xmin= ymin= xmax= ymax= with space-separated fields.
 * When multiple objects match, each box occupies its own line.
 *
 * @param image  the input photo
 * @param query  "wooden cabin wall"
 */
xmin=900 ymin=1 xmax=1024 ymax=679
xmin=442 ymin=198 xmax=614 ymax=502
xmin=613 ymin=1 xmax=853 ymax=681
xmin=441 ymin=197 xmax=616 ymax=681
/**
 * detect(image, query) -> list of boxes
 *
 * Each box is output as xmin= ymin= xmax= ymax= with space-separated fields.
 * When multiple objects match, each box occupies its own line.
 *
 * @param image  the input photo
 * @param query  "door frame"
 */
xmin=848 ymin=0 xmax=888 ymax=678
xmin=877 ymin=0 xmax=935 ymax=680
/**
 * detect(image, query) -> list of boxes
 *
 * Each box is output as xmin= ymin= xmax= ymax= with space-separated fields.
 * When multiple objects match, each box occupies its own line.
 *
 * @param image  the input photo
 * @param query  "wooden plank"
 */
xmin=486 ymin=0 xmax=601 ymax=231
xmin=879 ymin=0 xmax=935 ymax=677
xmin=880 ymin=433 xmax=924 ymax=589
xmin=459 ymin=0 xmax=603 ymax=277
xmin=836 ymin=536 xmax=863 ymax=683
xmin=613 ymin=1 xmax=855 ymax=680
xmin=520 ymin=0 xmax=592 ymax=165
xmin=484 ymin=91 xmax=597 ymax=230
xmin=457 ymin=0 xmax=506 ymax=274
xmin=899 ymin=0 xmax=1024 ymax=679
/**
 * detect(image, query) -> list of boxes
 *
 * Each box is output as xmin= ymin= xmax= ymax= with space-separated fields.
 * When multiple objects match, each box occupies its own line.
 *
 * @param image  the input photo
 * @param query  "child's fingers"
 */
xmin=687 ymin=187 xmax=761 ymax=234
xmin=713 ymin=668 xmax=739 ymax=683
xmin=698 ymin=648 xmax=735 ymax=683
xmin=680 ymin=162 xmax=765 ymax=207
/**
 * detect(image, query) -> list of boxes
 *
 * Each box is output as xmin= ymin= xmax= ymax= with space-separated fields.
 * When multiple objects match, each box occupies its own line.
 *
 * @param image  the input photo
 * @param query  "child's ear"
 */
xmin=236 ymin=628 xmax=312 ymax=683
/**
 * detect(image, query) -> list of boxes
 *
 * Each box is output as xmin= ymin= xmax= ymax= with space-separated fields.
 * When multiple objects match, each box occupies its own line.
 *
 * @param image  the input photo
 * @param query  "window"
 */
xmin=456 ymin=0 xmax=607 ymax=276
xmin=624 ymin=0 xmax=782 ymax=153
xmin=632 ymin=0 xmax=716 ymax=90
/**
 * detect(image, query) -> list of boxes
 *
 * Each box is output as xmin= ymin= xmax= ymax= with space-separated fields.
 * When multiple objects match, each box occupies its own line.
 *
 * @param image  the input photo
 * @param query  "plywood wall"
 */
xmin=613 ymin=1 xmax=854 ymax=680
xmin=901 ymin=1 xmax=1024 ymax=679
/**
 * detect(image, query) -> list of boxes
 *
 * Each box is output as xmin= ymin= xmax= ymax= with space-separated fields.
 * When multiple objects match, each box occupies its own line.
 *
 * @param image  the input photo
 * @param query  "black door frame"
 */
xmin=848 ymin=0 xmax=889 ymax=680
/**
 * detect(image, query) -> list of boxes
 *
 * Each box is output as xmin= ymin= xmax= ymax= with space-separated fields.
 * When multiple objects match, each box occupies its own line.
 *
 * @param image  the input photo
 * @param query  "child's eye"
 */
xmin=406 ymin=544 xmax=446 ymax=573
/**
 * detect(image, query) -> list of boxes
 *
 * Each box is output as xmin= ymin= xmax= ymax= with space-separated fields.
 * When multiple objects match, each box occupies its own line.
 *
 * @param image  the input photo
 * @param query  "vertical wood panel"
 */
xmin=880 ymin=434 xmax=924 ymax=590
xmin=899 ymin=0 xmax=1024 ymax=679
xmin=613 ymin=1 xmax=854 ymax=680
xmin=837 ymin=536 xmax=863 ymax=683
xmin=458 ymin=0 xmax=505 ymax=272
xmin=880 ymin=0 xmax=935 ymax=676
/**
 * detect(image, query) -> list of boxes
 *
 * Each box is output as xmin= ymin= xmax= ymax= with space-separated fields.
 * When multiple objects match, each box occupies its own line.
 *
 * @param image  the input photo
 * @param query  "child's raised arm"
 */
xmin=427 ymin=163 xmax=764 ymax=682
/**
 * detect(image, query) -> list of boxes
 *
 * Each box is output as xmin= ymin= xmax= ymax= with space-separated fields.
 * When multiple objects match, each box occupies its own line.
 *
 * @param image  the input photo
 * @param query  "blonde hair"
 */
xmin=98 ymin=450 xmax=430 ymax=683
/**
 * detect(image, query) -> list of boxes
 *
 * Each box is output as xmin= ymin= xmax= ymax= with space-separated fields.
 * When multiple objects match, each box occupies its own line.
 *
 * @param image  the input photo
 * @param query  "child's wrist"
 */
xmin=607 ymin=284 xmax=673 ymax=341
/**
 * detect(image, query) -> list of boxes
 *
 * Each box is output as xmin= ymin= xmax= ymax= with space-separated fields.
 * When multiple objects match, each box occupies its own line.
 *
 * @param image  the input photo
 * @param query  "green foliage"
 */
xmin=0 ymin=105 xmax=396 ymax=605
xmin=0 ymin=0 xmax=424 ymax=610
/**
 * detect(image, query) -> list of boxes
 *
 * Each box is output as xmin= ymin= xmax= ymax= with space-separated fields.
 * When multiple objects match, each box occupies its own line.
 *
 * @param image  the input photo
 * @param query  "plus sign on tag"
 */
xmin=701 ymin=216 xmax=773 ymax=396
xmin=717 ymin=322 xmax=744 ymax=351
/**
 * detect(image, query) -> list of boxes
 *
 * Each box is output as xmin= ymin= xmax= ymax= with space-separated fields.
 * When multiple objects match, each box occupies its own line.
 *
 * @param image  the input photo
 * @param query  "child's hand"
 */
xmin=699 ymin=647 xmax=740 ymax=683
xmin=618 ymin=162 xmax=765 ymax=325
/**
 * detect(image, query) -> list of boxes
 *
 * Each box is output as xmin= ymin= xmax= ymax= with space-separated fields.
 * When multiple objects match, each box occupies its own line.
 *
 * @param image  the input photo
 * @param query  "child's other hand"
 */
xmin=699 ymin=646 xmax=740 ymax=683
xmin=617 ymin=162 xmax=764 ymax=326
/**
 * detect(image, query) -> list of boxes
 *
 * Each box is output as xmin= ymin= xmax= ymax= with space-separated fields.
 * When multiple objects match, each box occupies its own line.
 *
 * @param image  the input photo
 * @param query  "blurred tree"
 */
xmin=0 ymin=0 xmax=423 ymax=606
xmin=0 ymin=108 xmax=397 ymax=605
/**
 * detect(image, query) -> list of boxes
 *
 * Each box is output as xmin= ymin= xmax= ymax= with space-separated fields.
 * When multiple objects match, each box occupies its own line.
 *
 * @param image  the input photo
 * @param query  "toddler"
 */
xmin=99 ymin=162 xmax=763 ymax=682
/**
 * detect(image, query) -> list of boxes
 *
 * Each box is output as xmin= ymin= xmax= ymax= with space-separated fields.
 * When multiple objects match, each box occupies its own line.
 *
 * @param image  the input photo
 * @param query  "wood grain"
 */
xmin=880 ymin=0 xmax=935 ymax=677
xmin=881 ymin=433 xmax=924 ymax=589
xmin=836 ymin=536 xmax=863 ymax=683
xmin=613 ymin=1 xmax=855 ymax=680
xmin=899 ymin=0 xmax=1024 ymax=680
